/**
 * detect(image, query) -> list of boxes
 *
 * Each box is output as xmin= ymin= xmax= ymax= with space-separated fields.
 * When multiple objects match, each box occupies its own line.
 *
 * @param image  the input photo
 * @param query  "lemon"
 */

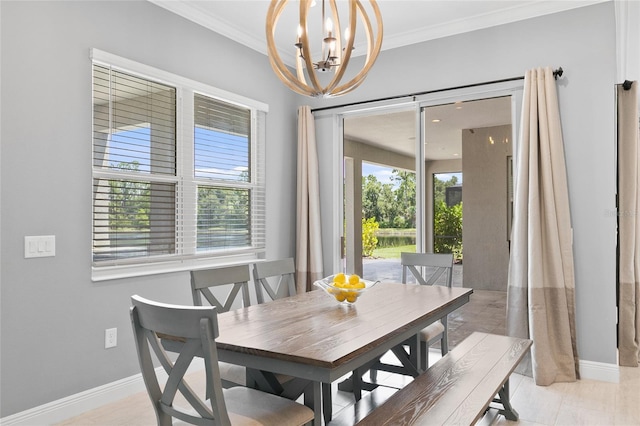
xmin=335 ymin=292 xmax=347 ymax=302
xmin=348 ymin=274 xmax=360 ymax=285
xmin=354 ymin=281 xmax=366 ymax=289
xmin=346 ymin=292 xmax=358 ymax=303
xmin=334 ymin=273 xmax=346 ymax=284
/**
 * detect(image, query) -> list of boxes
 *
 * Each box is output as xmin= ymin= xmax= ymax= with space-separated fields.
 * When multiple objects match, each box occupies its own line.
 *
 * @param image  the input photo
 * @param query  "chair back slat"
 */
xmin=253 ymin=258 xmax=296 ymax=304
xmin=401 ymin=252 xmax=454 ymax=288
xmin=190 ymin=265 xmax=251 ymax=311
xmin=130 ymin=295 xmax=229 ymax=425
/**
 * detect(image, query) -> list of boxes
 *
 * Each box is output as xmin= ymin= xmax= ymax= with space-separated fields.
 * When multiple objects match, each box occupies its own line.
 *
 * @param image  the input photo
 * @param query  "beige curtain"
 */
xmin=507 ymin=67 xmax=579 ymax=386
xmin=295 ymin=106 xmax=324 ymax=293
xmin=618 ymin=81 xmax=640 ymax=367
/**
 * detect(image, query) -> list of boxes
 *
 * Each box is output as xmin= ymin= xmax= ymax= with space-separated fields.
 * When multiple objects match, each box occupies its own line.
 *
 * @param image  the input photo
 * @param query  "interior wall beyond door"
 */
xmin=462 ymin=125 xmax=512 ymax=291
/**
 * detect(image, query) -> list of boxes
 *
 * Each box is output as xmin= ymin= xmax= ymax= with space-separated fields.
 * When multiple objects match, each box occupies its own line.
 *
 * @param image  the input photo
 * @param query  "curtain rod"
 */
xmin=311 ymin=67 xmax=564 ymax=113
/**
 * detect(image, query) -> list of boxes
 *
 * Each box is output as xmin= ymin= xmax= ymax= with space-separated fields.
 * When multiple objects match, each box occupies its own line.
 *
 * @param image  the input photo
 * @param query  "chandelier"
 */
xmin=266 ymin=0 xmax=383 ymax=98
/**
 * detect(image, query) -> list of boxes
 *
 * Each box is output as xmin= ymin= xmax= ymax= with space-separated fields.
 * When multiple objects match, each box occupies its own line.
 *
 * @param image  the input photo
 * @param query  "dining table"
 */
xmin=215 ymin=282 xmax=473 ymax=425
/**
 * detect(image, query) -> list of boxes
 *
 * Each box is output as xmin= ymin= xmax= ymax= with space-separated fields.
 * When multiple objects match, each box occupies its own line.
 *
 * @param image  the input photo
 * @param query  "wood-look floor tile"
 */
xmin=509 ymin=376 xmax=565 ymax=425
xmin=559 ymin=378 xmax=618 ymax=413
xmin=554 ymin=404 xmax=616 ymax=425
xmin=615 ymin=366 xmax=640 ymax=425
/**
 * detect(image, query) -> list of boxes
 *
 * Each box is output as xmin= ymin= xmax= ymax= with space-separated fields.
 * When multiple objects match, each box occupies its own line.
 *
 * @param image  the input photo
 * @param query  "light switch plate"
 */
xmin=24 ymin=235 xmax=56 ymax=258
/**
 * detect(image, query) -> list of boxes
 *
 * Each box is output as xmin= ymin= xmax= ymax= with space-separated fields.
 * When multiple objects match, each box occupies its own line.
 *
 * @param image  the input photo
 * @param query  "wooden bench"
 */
xmin=356 ymin=332 xmax=532 ymax=425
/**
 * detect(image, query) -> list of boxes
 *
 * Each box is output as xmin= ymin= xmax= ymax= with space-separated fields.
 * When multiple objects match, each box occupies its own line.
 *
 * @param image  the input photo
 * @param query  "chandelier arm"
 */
xmin=300 ymin=0 xmax=323 ymax=95
xmin=330 ymin=75 xmax=368 ymax=97
xmin=331 ymin=0 xmax=382 ymax=96
xmin=296 ymin=55 xmax=308 ymax=85
xmin=330 ymin=0 xmax=342 ymax=73
xmin=324 ymin=1 xmax=357 ymax=94
xmin=268 ymin=53 xmax=314 ymax=96
xmin=361 ymin=0 xmax=374 ymax=58
xmin=266 ymin=0 xmax=317 ymax=96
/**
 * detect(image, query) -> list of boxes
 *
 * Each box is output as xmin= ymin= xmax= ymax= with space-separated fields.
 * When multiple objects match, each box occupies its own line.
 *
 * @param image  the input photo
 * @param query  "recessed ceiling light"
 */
xmin=432 ymin=119 xmax=441 ymax=123
xmin=453 ymin=153 xmax=459 ymax=156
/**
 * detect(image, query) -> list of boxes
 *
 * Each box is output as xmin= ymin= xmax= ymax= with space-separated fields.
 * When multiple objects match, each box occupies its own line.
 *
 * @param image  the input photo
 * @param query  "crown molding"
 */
xmin=148 ymin=0 xmax=294 ymax=62
xmin=382 ymin=0 xmax=609 ymax=52
xmin=149 ymin=0 xmax=610 ymax=68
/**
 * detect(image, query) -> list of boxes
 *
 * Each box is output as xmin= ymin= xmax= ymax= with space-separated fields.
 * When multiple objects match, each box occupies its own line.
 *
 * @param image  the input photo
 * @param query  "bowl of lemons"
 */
xmin=314 ymin=273 xmax=379 ymax=305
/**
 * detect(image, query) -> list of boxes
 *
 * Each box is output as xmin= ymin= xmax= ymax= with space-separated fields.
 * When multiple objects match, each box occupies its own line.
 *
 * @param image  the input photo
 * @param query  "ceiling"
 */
xmin=344 ymin=96 xmax=512 ymax=160
xmin=148 ymin=0 xmax=603 ymax=160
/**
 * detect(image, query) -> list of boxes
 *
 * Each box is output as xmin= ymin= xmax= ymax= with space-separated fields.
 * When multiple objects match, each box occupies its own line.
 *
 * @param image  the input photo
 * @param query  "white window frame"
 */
xmin=90 ymin=49 xmax=268 ymax=281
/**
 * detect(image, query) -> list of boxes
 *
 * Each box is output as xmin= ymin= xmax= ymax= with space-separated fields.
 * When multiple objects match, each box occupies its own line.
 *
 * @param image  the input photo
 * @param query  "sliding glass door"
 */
xmin=340 ymin=93 xmax=516 ymax=291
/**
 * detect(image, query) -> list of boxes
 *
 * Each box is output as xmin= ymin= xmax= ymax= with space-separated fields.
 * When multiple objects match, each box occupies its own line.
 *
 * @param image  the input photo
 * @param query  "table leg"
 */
xmin=246 ymin=368 xmax=284 ymax=395
xmin=304 ymin=381 xmax=323 ymax=425
xmin=409 ymin=333 xmax=422 ymax=372
xmin=322 ymin=383 xmax=332 ymax=424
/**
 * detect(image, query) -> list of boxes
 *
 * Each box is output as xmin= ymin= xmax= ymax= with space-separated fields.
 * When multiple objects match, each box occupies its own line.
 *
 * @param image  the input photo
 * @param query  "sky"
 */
xmin=107 ymin=126 xmax=248 ymax=181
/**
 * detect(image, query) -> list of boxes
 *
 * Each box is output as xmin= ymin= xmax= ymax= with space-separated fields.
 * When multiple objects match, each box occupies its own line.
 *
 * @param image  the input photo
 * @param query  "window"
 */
xmin=91 ymin=50 xmax=266 ymax=280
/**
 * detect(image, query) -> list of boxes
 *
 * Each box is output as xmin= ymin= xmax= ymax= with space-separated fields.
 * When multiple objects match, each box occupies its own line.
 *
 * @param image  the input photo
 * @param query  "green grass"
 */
xmin=371 ymin=244 xmax=416 ymax=259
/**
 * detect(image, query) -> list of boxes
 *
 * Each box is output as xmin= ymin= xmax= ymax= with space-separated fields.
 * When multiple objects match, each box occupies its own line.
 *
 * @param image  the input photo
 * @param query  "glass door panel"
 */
xmin=343 ymin=110 xmax=417 ymax=282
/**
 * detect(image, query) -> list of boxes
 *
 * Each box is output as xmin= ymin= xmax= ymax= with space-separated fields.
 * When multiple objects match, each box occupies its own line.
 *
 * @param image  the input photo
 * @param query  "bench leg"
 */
xmin=495 ymin=379 xmax=519 ymax=421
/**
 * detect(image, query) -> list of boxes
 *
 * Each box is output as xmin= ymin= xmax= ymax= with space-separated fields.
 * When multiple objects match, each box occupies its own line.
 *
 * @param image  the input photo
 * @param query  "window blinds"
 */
xmin=91 ymin=51 xmax=267 ymax=276
xmin=193 ymin=94 xmax=265 ymax=253
xmin=92 ymin=64 xmax=177 ymax=263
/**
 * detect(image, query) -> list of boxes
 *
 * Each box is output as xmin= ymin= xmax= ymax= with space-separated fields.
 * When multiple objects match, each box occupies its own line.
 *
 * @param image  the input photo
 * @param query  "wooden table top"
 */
xmin=216 ymin=283 xmax=473 ymax=371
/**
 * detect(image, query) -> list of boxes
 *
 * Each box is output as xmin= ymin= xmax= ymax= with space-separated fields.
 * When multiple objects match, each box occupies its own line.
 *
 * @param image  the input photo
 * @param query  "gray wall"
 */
xmin=462 ymin=125 xmax=512 ymax=291
xmin=314 ymin=2 xmax=618 ymax=370
xmin=0 ymin=0 xmax=621 ymax=418
xmin=0 ymin=0 xmax=299 ymax=416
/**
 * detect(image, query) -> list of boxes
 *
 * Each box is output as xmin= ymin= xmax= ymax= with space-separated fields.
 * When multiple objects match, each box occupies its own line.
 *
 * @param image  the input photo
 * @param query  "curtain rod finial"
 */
xmin=622 ymin=80 xmax=633 ymax=90
xmin=553 ymin=67 xmax=564 ymax=80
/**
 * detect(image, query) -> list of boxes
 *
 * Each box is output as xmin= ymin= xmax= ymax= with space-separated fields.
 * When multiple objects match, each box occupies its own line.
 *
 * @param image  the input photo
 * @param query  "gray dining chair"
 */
xmin=191 ymin=265 xmax=252 ymax=311
xmin=190 ymin=265 xmax=252 ymax=388
xmin=252 ymin=258 xmax=297 ymax=303
xmin=368 ymin=252 xmax=454 ymax=383
xmin=401 ymin=252 xmax=454 ymax=368
xmin=130 ymin=295 xmax=314 ymax=426
xmin=191 ymin=264 xmax=296 ymax=393
xmin=252 ymin=259 xmax=335 ymax=418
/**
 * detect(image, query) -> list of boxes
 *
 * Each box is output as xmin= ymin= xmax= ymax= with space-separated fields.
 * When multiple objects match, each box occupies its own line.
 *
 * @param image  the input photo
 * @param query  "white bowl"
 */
xmin=314 ymin=274 xmax=379 ymax=304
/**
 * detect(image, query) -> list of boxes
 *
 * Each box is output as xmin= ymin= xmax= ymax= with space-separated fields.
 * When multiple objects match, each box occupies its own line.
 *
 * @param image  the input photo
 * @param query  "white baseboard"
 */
xmin=579 ymin=359 xmax=620 ymax=383
xmin=1 ymin=360 xmax=205 ymax=426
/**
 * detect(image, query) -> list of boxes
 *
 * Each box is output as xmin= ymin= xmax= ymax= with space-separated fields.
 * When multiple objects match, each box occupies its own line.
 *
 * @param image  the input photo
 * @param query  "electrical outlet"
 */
xmin=105 ymin=328 xmax=117 ymax=349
